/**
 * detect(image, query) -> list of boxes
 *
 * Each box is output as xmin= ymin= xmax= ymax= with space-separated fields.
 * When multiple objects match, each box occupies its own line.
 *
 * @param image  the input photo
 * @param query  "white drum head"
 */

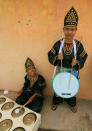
xmin=52 ymin=72 xmax=79 ymax=98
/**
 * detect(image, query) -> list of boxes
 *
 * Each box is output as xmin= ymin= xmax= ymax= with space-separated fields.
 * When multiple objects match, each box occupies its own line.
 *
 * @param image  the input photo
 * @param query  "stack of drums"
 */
xmin=0 ymin=95 xmax=41 ymax=131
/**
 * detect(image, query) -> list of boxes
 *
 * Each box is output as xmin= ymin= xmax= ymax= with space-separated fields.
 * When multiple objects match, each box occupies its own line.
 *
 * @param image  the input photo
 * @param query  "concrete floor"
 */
xmin=0 ymin=91 xmax=92 ymax=131
xmin=40 ymin=96 xmax=92 ymax=131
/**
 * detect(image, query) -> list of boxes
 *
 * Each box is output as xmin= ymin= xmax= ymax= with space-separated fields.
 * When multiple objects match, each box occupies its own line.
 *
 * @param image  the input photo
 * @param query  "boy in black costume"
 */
xmin=16 ymin=57 xmax=46 ymax=113
xmin=48 ymin=7 xmax=88 ymax=113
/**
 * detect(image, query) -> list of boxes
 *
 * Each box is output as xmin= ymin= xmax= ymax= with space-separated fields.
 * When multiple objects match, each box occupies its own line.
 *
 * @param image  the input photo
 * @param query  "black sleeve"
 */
xmin=77 ymin=42 xmax=88 ymax=69
xmin=22 ymin=75 xmax=30 ymax=91
xmin=48 ymin=41 xmax=61 ymax=66
xmin=34 ymin=75 xmax=46 ymax=94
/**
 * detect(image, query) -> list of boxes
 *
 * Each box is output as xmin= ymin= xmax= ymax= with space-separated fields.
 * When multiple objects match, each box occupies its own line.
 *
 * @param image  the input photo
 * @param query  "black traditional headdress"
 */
xmin=64 ymin=7 xmax=78 ymax=26
xmin=25 ymin=57 xmax=35 ymax=69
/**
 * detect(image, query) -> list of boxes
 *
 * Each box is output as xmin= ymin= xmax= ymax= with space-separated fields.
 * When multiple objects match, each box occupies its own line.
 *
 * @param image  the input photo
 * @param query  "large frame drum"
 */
xmin=52 ymin=72 xmax=80 ymax=98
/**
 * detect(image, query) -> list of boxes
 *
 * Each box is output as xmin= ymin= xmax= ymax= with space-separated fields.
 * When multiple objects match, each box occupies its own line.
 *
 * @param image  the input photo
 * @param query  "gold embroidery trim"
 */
xmin=63 ymin=43 xmax=73 ymax=55
xmin=79 ymin=50 xmax=86 ymax=58
xmin=29 ymin=75 xmax=38 ymax=87
xmin=39 ymin=83 xmax=45 ymax=86
xmin=64 ymin=25 xmax=77 ymax=27
xmin=62 ymin=67 xmax=72 ymax=71
xmin=53 ymin=56 xmax=57 ymax=64
xmin=51 ymin=48 xmax=56 ymax=55
xmin=66 ymin=12 xmax=77 ymax=23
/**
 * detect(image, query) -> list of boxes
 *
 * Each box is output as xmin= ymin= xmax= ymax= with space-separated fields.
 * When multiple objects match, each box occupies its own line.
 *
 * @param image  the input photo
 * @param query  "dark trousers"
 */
xmin=16 ymin=91 xmax=43 ymax=113
xmin=53 ymin=93 xmax=76 ymax=107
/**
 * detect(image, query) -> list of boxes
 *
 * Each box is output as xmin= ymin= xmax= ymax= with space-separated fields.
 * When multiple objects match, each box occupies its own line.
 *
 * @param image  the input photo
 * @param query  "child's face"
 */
xmin=63 ymin=26 xmax=77 ymax=39
xmin=27 ymin=67 xmax=36 ymax=77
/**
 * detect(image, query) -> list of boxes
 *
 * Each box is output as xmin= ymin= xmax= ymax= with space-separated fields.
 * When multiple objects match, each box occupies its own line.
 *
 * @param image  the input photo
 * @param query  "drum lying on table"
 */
xmin=52 ymin=72 xmax=80 ymax=98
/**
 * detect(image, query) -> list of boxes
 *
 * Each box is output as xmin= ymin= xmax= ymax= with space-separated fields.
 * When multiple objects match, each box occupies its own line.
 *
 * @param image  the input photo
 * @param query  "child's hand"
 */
xmin=20 ymin=105 xmax=24 ymax=109
xmin=58 ymin=53 xmax=63 ymax=60
xmin=72 ymin=59 xmax=77 ymax=67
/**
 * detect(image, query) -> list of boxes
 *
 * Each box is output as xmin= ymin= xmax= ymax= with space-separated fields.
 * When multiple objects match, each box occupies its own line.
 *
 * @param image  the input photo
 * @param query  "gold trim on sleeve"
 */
xmin=79 ymin=50 xmax=86 ymax=58
xmin=51 ymin=48 xmax=56 ymax=55
xmin=39 ymin=83 xmax=46 ymax=86
xmin=53 ymin=56 xmax=58 ymax=65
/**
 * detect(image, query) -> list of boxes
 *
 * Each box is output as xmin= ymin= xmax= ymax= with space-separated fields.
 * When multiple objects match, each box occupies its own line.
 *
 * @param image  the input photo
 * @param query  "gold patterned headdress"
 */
xmin=64 ymin=7 xmax=78 ymax=26
xmin=25 ymin=57 xmax=35 ymax=69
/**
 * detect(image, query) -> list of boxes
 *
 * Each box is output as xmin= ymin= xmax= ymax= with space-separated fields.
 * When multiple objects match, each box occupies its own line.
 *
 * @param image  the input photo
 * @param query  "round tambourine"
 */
xmin=52 ymin=72 xmax=80 ymax=98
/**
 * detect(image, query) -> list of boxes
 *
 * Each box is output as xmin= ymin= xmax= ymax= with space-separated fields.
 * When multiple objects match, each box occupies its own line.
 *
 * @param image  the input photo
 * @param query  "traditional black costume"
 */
xmin=16 ymin=58 xmax=46 ymax=113
xmin=48 ymin=7 xmax=88 ymax=107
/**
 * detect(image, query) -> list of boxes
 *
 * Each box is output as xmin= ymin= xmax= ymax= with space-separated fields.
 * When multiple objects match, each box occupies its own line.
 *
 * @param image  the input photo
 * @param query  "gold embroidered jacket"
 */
xmin=48 ymin=39 xmax=88 ymax=70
